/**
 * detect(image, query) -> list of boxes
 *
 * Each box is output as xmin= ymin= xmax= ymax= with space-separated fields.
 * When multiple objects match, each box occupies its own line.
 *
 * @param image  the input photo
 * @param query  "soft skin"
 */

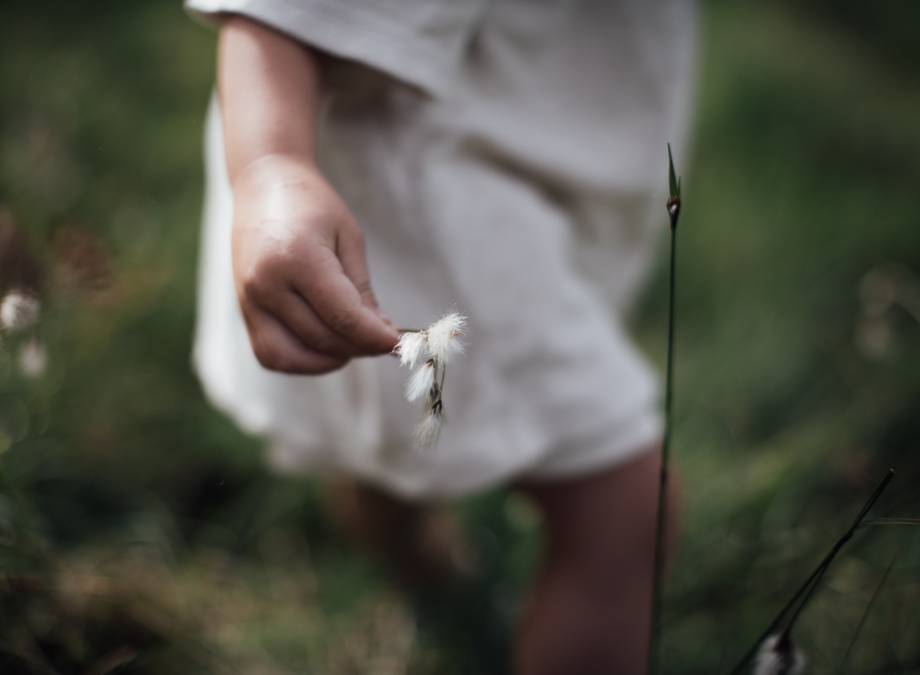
xmin=219 ymin=17 xmax=399 ymax=375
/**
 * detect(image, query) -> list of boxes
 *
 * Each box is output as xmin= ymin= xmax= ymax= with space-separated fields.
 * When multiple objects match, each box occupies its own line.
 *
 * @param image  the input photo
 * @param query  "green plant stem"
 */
xmin=782 ymin=469 xmax=895 ymax=635
xmin=839 ymin=551 xmax=899 ymax=672
xmin=728 ymin=469 xmax=894 ymax=675
xmin=649 ymin=211 xmax=679 ymax=675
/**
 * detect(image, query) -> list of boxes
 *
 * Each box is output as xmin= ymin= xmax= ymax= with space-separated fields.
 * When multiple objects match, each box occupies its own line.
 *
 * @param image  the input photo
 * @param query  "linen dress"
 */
xmin=187 ymin=0 xmax=697 ymax=498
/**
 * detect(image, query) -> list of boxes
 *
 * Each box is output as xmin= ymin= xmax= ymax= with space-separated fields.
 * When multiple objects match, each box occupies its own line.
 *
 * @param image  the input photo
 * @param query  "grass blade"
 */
xmin=728 ymin=469 xmax=895 ymax=675
xmin=648 ymin=144 xmax=683 ymax=675
xmin=839 ymin=552 xmax=899 ymax=672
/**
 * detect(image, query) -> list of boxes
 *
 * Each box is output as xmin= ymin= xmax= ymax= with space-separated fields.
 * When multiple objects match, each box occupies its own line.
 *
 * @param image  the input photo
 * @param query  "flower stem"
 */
xmin=648 ymin=144 xmax=682 ymax=675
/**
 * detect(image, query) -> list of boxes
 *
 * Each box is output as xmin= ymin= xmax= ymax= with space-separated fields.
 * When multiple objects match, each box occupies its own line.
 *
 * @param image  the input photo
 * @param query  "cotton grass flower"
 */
xmin=412 ymin=408 xmax=443 ymax=449
xmin=753 ymin=634 xmax=806 ymax=675
xmin=396 ymin=312 xmax=467 ymax=449
xmin=406 ymin=359 xmax=436 ymax=402
xmin=425 ymin=313 xmax=465 ymax=363
xmin=0 ymin=289 xmax=40 ymax=333
xmin=19 ymin=338 xmax=47 ymax=378
xmin=396 ymin=330 xmax=427 ymax=368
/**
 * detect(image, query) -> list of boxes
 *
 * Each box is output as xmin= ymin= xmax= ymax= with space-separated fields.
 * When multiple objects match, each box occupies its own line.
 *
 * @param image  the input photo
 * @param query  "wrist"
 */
xmin=231 ymin=153 xmax=320 ymax=193
xmin=231 ymin=153 xmax=344 ymax=226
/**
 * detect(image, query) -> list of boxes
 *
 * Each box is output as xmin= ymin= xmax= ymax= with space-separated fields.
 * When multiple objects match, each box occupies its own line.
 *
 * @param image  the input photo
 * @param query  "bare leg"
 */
xmin=514 ymin=447 xmax=680 ymax=675
xmin=325 ymin=479 xmax=475 ymax=586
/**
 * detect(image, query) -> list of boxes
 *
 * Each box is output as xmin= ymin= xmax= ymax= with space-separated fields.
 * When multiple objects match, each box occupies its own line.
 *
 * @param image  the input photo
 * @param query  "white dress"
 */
xmin=187 ymin=0 xmax=697 ymax=498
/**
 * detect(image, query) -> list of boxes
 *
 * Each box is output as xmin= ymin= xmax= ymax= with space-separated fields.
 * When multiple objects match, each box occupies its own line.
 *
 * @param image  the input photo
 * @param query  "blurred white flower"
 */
xmin=856 ymin=317 xmax=891 ymax=361
xmin=754 ymin=634 xmax=806 ymax=675
xmin=412 ymin=410 xmax=443 ymax=450
xmin=406 ymin=360 xmax=436 ymax=402
xmin=855 ymin=264 xmax=920 ymax=361
xmin=396 ymin=330 xmax=427 ymax=368
xmin=0 ymin=290 xmax=40 ymax=332
xmin=425 ymin=313 xmax=465 ymax=364
xmin=19 ymin=338 xmax=48 ymax=378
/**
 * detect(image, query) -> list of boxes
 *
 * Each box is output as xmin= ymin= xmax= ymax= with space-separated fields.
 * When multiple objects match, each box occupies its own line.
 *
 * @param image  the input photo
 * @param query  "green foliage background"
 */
xmin=1 ymin=2 xmax=919 ymax=673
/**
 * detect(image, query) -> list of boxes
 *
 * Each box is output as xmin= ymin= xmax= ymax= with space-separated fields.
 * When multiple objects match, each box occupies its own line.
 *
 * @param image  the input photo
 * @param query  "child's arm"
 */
xmin=219 ymin=16 xmax=398 ymax=374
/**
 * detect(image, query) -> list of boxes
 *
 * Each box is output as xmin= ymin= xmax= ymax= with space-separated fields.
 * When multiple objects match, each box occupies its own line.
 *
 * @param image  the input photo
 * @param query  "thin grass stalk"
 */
xmin=728 ymin=468 xmax=894 ymax=675
xmin=781 ymin=469 xmax=896 ymax=640
xmin=839 ymin=551 xmax=899 ymax=672
xmin=779 ymin=470 xmax=893 ymax=637
xmin=860 ymin=517 xmax=920 ymax=527
xmin=648 ymin=144 xmax=682 ymax=675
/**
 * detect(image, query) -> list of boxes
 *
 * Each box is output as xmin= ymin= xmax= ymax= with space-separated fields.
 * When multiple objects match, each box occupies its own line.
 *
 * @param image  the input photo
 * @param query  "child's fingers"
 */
xmin=243 ymin=303 xmax=348 ymax=374
xmin=293 ymin=241 xmax=399 ymax=355
xmin=336 ymin=225 xmax=381 ymax=312
xmin=254 ymin=286 xmax=362 ymax=359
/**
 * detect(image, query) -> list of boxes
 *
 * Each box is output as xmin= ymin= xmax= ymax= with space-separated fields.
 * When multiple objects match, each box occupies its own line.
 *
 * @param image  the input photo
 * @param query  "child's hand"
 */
xmin=232 ymin=156 xmax=399 ymax=374
xmin=217 ymin=17 xmax=396 ymax=373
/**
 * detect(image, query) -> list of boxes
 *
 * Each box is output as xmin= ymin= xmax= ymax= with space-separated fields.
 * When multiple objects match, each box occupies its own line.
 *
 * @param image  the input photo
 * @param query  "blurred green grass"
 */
xmin=1 ymin=2 xmax=919 ymax=674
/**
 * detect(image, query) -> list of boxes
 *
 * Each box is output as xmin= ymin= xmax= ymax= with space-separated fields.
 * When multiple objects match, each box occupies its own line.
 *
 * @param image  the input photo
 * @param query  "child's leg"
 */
xmin=514 ymin=447 xmax=679 ymax=675
xmin=326 ymin=479 xmax=474 ymax=586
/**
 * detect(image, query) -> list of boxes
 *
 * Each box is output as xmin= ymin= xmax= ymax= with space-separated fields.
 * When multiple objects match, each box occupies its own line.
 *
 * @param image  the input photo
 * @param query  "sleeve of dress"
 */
xmin=185 ymin=0 xmax=483 ymax=96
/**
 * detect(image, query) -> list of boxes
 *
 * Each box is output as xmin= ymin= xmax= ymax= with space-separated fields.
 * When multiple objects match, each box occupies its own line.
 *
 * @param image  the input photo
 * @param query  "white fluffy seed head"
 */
xmin=396 ymin=331 xmax=427 ymax=368
xmin=0 ymin=290 xmax=40 ymax=332
xmin=19 ymin=338 xmax=47 ymax=378
xmin=753 ymin=635 xmax=806 ymax=675
xmin=425 ymin=313 xmax=466 ymax=363
xmin=406 ymin=360 xmax=436 ymax=402
xmin=412 ymin=410 xmax=443 ymax=450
